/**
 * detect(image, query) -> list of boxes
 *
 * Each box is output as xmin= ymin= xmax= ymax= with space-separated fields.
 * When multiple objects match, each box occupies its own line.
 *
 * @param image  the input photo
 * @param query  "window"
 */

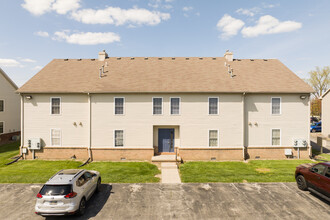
xmin=272 ymin=129 xmax=280 ymax=146
xmin=153 ymin=98 xmax=162 ymax=115
xmin=51 ymin=129 xmax=61 ymax=146
xmin=0 ymin=100 xmax=4 ymax=112
xmin=209 ymin=97 xmax=218 ymax=115
xmin=209 ymin=130 xmax=218 ymax=147
xmin=51 ymin=97 xmax=61 ymax=115
xmin=0 ymin=122 xmax=3 ymax=134
xmin=272 ymin=97 xmax=281 ymax=115
xmin=170 ymin=98 xmax=180 ymax=115
xmin=114 ymin=130 xmax=124 ymax=147
xmin=311 ymin=164 xmax=327 ymax=175
xmin=114 ymin=98 xmax=124 ymax=115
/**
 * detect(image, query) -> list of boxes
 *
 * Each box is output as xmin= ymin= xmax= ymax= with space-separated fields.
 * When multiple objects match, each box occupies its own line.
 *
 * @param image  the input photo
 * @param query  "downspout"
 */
xmin=20 ymin=94 xmax=24 ymax=159
xmin=242 ymin=92 xmax=246 ymax=160
xmin=88 ymin=93 xmax=92 ymax=161
xmin=307 ymin=94 xmax=311 ymax=157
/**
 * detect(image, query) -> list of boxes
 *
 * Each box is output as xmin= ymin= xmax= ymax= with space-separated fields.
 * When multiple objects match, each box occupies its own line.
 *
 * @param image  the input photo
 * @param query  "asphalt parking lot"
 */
xmin=0 ymin=183 xmax=329 ymax=220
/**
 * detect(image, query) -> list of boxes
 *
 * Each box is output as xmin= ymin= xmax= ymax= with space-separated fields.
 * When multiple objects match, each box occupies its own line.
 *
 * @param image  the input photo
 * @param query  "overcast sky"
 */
xmin=1 ymin=0 xmax=329 ymax=87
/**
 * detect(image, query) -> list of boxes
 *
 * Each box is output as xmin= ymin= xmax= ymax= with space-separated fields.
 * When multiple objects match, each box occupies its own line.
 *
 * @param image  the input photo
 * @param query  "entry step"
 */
xmin=152 ymin=155 xmax=181 ymax=162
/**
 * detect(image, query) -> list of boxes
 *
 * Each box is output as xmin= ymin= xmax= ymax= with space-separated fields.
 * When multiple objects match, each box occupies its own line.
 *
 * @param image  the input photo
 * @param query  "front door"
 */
xmin=158 ymin=129 xmax=174 ymax=152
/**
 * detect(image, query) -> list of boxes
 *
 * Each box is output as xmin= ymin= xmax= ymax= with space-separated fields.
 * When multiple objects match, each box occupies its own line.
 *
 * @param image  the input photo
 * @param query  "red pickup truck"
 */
xmin=295 ymin=162 xmax=330 ymax=200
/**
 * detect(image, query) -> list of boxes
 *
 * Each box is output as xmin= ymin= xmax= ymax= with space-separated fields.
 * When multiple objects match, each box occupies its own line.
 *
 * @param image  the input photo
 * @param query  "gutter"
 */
xmin=242 ymin=92 xmax=246 ymax=160
xmin=88 ymin=93 xmax=93 ymax=161
xmin=20 ymin=95 xmax=24 ymax=159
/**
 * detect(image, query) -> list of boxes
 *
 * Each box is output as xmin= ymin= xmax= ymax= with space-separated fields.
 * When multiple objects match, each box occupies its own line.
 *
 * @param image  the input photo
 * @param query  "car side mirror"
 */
xmin=92 ymin=173 xmax=97 ymax=177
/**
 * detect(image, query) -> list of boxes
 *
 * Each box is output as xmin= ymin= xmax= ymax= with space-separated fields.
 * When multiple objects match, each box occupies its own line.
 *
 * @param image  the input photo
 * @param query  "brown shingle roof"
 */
xmin=17 ymin=57 xmax=314 ymax=94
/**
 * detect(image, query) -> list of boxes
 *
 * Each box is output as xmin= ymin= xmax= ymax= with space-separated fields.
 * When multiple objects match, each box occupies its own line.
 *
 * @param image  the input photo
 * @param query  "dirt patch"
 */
xmin=256 ymin=168 xmax=271 ymax=173
xmin=242 ymin=180 xmax=248 ymax=183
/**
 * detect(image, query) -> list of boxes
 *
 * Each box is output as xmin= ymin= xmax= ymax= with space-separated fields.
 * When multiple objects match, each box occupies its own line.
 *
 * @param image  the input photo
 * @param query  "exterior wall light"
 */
xmin=25 ymin=95 xmax=32 ymax=100
xmin=300 ymin=95 xmax=307 ymax=99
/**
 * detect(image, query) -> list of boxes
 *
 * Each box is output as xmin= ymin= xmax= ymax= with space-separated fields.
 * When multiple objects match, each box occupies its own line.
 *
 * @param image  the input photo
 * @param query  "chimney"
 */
xmin=98 ymin=50 xmax=108 ymax=61
xmin=224 ymin=50 xmax=233 ymax=62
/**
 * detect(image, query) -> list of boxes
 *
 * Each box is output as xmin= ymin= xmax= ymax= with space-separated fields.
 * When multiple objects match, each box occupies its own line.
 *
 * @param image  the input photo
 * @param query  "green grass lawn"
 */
xmin=180 ymin=160 xmax=315 ymax=183
xmin=0 ymin=141 xmax=160 ymax=183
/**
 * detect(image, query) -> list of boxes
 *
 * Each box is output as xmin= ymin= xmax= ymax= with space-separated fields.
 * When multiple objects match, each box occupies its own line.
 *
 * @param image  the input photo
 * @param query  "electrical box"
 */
xmin=293 ymin=139 xmax=307 ymax=148
xmin=22 ymin=148 xmax=27 ymax=154
xmin=28 ymin=138 xmax=42 ymax=150
xmin=284 ymin=149 xmax=292 ymax=156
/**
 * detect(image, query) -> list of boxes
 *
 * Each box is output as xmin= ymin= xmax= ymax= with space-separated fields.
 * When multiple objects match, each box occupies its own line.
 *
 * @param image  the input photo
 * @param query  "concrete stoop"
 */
xmin=152 ymin=155 xmax=181 ymax=162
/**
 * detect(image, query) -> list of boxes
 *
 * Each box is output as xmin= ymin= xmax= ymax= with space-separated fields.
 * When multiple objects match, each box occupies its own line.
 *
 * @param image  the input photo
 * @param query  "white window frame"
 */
xmin=170 ymin=97 xmax=181 ymax=115
xmin=50 ymin=97 xmax=61 ymax=115
xmin=114 ymin=97 xmax=125 ymax=115
xmin=271 ymin=97 xmax=281 ymax=115
xmin=208 ymin=129 xmax=219 ymax=147
xmin=114 ymin=129 xmax=124 ymax=147
xmin=0 ymin=121 xmax=4 ymax=134
xmin=152 ymin=97 xmax=163 ymax=115
xmin=271 ymin=128 xmax=281 ymax=146
xmin=0 ymin=99 xmax=4 ymax=112
xmin=208 ymin=97 xmax=219 ymax=115
xmin=50 ymin=128 xmax=61 ymax=146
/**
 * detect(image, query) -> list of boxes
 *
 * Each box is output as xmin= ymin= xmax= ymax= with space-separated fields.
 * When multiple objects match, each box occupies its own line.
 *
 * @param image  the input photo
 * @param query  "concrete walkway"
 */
xmin=161 ymin=162 xmax=181 ymax=183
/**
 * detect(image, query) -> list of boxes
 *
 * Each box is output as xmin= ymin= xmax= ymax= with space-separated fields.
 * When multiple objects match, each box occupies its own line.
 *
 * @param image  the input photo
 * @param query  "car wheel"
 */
xmin=311 ymin=129 xmax=316 ymax=133
xmin=96 ymin=178 xmax=101 ymax=193
xmin=77 ymin=198 xmax=86 ymax=216
xmin=296 ymin=175 xmax=308 ymax=191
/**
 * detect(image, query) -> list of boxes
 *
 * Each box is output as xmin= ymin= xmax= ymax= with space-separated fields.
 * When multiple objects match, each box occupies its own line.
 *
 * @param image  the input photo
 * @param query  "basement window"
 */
xmin=114 ymin=130 xmax=124 ymax=147
xmin=0 ymin=122 xmax=3 ymax=134
xmin=209 ymin=130 xmax=219 ymax=147
xmin=51 ymin=129 xmax=61 ymax=146
xmin=114 ymin=97 xmax=124 ymax=115
xmin=51 ymin=97 xmax=61 ymax=115
xmin=0 ymin=100 xmax=3 ymax=112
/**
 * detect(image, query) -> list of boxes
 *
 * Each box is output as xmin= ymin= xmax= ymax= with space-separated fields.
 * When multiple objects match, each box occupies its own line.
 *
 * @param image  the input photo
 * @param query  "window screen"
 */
xmin=171 ymin=98 xmax=180 ymax=115
xmin=115 ymin=98 xmax=124 ymax=115
xmin=0 ymin=100 xmax=4 ymax=112
xmin=51 ymin=98 xmax=61 ymax=114
xmin=51 ymin=129 xmax=61 ymax=146
xmin=209 ymin=130 xmax=218 ymax=147
xmin=153 ymin=98 xmax=162 ymax=115
xmin=0 ymin=122 xmax=3 ymax=134
xmin=209 ymin=98 xmax=218 ymax=115
xmin=115 ymin=130 xmax=124 ymax=147
xmin=272 ymin=129 xmax=280 ymax=145
xmin=272 ymin=98 xmax=281 ymax=115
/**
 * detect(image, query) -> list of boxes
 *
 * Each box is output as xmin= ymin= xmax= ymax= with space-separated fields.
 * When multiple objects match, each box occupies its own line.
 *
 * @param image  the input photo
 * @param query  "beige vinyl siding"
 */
xmin=23 ymin=94 xmax=89 ymax=147
xmin=0 ymin=72 xmax=20 ymax=134
xmin=245 ymin=94 xmax=309 ymax=147
xmin=322 ymin=92 xmax=330 ymax=138
xmin=91 ymin=94 xmax=243 ymax=148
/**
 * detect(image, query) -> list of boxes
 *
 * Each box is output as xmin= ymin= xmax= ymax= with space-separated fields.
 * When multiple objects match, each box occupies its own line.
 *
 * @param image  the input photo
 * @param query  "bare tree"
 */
xmin=308 ymin=66 xmax=330 ymax=98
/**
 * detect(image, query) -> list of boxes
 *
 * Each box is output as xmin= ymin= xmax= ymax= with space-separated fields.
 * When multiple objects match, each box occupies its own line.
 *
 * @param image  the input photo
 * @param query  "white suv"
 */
xmin=35 ymin=169 xmax=101 ymax=216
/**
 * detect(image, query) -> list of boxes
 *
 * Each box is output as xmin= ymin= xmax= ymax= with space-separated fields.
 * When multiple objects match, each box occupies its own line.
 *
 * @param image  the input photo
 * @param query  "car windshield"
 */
xmin=40 ymin=184 xmax=72 ymax=196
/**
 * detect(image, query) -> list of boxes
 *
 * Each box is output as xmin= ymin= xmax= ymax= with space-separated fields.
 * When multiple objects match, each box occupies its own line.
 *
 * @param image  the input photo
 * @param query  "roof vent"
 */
xmin=130 ymin=57 xmax=135 ymax=60
xmin=263 ymin=59 xmax=268 ymax=61
xmin=158 ymin=57 xmax=162 ymax=60
xmin=199 ymin=57 xmax=203 ymax=60
xmin=117 ymin=57 xmax=121 ymax=60
xmin=64 ymin=59 xmax=68 ymax=61
xmin=212 ymin=57 xmax=216 ymax=60
xmin=250 ymin=59 xmax=254 ymax=61
xmin=186 ymin=57 xmax=189 ymax=60
xmin=224 ymin=50 xmax=233 ymax=62
xmin=144 ymin=57 xmax=148 ymax=60
xmin=77 ymin=59 xmax=82 ymax=61
xmin=237 ymin=59 xmax=241 ymax=61
xmin=172 ymin=57 xmax=175 ymax=60
xmin=91 ymin=59 xmax=95 ymax=61
xmin=98 ymin=50 xmax=108 ymax=61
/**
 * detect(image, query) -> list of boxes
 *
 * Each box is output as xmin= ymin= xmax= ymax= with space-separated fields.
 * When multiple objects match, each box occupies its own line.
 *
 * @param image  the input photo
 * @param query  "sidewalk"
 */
xmin=161 ymin=162 xmax=181 ymax=183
